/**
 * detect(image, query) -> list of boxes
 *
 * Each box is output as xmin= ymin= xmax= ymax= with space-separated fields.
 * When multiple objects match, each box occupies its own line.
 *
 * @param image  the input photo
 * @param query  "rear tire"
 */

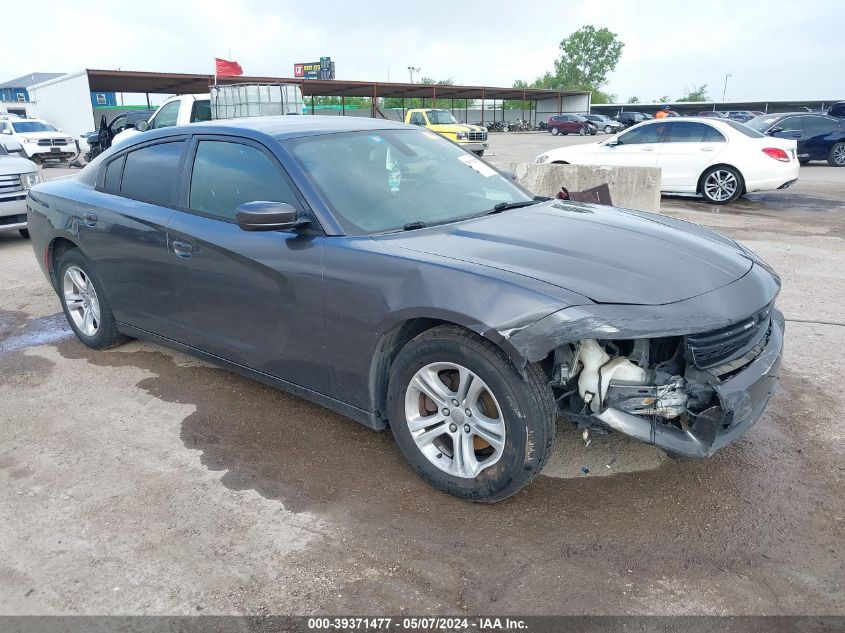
xmin=699 ymin=165 xmax=743 ymax=205
xmin=18 ymin=229 xmax=29 ymax=239
xmin=828 ymin=142 xmax=845 ymax=167
xmin=57 ymin=249 xmax=130 ymax=350
xmin=387 ymin=325 xmax=556 ymax=502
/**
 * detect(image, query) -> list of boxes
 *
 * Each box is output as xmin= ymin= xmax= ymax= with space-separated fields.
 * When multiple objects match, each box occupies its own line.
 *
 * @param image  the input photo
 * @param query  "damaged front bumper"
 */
xmin=593 ymin=309 xmax=784 ymax=457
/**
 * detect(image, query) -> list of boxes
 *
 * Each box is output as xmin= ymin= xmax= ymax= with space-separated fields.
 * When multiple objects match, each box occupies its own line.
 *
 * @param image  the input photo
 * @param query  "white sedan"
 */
xmin=536 ymin=117 xmax=799 ymax=204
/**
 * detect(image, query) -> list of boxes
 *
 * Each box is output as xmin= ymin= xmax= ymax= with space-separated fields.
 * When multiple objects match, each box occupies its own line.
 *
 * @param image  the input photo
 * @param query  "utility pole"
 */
xmin=722 ymin=73 xmax=732 ymax=103
xmin=407 ymin=66 xmax=420 ymax=83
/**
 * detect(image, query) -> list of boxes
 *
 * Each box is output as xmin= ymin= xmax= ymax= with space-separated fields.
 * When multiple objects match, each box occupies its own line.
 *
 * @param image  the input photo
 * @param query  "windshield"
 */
xmin=11 ymin=121 xmax=57 ymax=133
xmin=287 ymin=129 xmax=531 ymax=235
xmin=746 ymin=115 xmax=781 ymax=132
xmin=426 ymin=109 xmax=458 ymax=125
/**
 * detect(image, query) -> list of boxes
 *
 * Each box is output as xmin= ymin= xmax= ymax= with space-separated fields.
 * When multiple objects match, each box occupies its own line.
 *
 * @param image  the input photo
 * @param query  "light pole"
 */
xmin=407 ymin=66 xmax=420 ymax=83
xmin=722 ymin=73 xmax=732 ymax=103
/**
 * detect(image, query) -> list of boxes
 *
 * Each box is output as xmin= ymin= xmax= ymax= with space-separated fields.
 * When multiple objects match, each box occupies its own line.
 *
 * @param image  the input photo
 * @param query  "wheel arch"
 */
xmin=697 ymin=162 xmax=747 ymax=195
xmin=47 ymin=236 xmax=81 ymax=291
xmin=367 ymin=315 xmax=530 ymax=426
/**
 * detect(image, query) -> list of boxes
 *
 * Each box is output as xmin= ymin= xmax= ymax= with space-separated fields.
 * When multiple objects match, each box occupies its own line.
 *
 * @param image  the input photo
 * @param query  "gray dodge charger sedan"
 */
xmin=26 ymin=116 xmax=784 ymax=502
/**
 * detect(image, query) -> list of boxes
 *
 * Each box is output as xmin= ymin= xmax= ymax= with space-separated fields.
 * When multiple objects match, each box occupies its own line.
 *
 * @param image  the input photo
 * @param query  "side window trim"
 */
xmin=94 ymin=136 xmax=190 ymax=206
xmin=175 ymin=134 xmax=319 ymax=230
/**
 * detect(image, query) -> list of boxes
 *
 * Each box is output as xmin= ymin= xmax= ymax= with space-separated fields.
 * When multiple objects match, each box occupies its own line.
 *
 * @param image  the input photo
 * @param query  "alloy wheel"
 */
xmin=404 ymin=362 xmax=506 ymax=479
xmin=63 ymin=265 xmax=101 ymax=336
xmin=833 ymin=144 xmax=845 ymax=166
xmin=703 ymin=169 xmax=738 ymax=202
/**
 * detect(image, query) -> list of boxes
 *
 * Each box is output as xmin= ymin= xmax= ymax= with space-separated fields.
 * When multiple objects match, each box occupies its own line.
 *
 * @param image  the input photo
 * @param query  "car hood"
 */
xmin=17 ymin=130 xmax=70 ymax=140
xmin=0 ymin=155 xmax=38 ymax=174
xmin=381 ymin=201 xmax=753 ymax=305
xmin=428 ymin=123 xmax=485 ymax=134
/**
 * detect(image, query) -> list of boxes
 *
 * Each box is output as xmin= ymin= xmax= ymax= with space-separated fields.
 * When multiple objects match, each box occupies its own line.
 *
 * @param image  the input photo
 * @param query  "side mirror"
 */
xmin=235 ymin=201 xmax=309 ymax=232
xmin=768 ymin=127 xmax=782 ymax=135
xmin=135 ymin=120 xmax=149 ymax=132
xmin=605 ymin=139 xmax=621 ymax=147
xmin=2 ymin=140 xmax=23 ymax=153
xmin=0 ymin=129 xmax=11 ymax=135
xmin=499 ymin=168 xmax=517 ymax=181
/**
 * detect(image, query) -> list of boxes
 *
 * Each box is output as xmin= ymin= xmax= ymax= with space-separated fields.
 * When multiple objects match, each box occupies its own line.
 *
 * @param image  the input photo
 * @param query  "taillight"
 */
xmin=762 ymin=147 xmax=790 ymax=162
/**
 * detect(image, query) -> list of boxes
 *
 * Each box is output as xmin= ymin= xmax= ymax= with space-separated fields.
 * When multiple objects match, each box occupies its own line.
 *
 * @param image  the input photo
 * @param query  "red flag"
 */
xmin=215 ymin=58 xmax=243 ymax=77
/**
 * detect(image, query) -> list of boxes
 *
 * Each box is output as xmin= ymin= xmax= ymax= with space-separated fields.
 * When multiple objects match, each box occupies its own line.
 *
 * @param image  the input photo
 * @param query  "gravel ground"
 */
xmin=0 ymin=143 xmax=843 ymax=616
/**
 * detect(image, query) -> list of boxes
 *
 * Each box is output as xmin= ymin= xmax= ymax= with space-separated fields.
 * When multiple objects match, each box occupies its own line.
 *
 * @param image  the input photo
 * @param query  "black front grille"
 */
xmin=686 ymin=303 xmax=773 ymax=370
xmin=36 ymin=138 xmax=68 ymax=146
xmin=0 ymin=213 xmax=26 ymax=226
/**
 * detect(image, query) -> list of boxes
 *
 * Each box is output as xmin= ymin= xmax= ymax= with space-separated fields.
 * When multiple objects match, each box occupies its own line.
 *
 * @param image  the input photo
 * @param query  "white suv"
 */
xmin=0 ymin=139 xmax=41 ymax=238
xmin=0 ymin=116 xmax=77 ymax=164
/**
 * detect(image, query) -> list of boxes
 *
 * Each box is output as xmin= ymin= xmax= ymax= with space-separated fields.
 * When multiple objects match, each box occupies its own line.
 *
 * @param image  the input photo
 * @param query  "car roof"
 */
xmin=122 ymin=115 xmax=413 ymax=144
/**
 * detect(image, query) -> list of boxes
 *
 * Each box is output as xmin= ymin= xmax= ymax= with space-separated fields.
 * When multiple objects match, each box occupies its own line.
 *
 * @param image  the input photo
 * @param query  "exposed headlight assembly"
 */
xmin=20 ymin=171 xmax=43 ymax=190
xmin=456 ymin=132 xmax=468 ymax=140
xmin=536 ymin=154 xmax=550 ymax=164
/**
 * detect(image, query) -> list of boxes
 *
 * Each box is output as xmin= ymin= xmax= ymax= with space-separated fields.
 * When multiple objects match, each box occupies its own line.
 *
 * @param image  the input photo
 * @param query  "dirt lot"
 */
xmin=1 ymin=141 xmax=843 ymax=616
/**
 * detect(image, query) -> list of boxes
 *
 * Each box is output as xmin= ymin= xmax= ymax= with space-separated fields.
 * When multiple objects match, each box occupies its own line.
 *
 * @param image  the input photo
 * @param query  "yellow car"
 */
xmin=404 ymin=109 xmax=489 ymax=156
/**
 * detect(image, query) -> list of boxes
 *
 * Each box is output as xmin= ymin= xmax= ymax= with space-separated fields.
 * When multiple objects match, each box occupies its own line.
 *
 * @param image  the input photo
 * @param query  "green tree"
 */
xmin=677 ymin=84 xmax=709 ymax=102
xmin=627 ymin=96 xmax=640 ymax=104
xmin=551 ymin=25 xmax=624 ymax=90
xmin=504 ymin=80 xmax=532 ymax=110
xmin=656 ymin=95 xmax=670 ymax=103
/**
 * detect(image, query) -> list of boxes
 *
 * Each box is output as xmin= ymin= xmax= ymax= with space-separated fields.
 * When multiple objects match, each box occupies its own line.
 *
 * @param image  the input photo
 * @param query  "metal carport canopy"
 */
xmin=84 ymin=69 xmax=587 ymax=101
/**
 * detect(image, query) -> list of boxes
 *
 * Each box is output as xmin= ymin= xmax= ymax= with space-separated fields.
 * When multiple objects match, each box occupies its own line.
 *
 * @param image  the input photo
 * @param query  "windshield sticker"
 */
xmin=386 ymin=147 xmax=401 ymax=193
xmin=457 ymin=154 xmax=497 ymax=178
xmin=368 ymin=135 xmax=385 ymax=144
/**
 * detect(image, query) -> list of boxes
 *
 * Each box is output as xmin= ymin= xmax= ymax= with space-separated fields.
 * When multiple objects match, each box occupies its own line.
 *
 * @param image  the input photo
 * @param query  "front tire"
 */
xmin=829 ymin=142 xmax=845 ymax=167
xmin=387 ymin=325 xmax=556 ymax=503
xmin=604 ymin=125 xmax=613 ymax=133
xmin=473 ymin=150 xmax=484 ymax=157
xmin=18 ymin=229 xmax=29 ymax=239
xmin=700 ymin=165 xmax=743 ymax=204
xmin=550 ymin=127 xmax=560 ymax=136
xmin=579 ymin=126 xmax=587 ymax=136
xmin=57 ymin=249 xmax=130 ymax=350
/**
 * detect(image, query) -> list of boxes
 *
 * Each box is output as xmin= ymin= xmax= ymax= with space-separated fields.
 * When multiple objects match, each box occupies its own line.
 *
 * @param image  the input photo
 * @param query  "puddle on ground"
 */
xmin=0 ymin=312 xmax=71 ymax=354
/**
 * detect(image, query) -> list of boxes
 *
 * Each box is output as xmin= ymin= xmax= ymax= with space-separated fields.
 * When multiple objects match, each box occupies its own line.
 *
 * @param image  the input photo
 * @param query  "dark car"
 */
xmin=83 ymin=110 xmax=155 ymax=161
xmin=547 ymin=114 xmax=595 ymax=136
xmin=26 ymin=117 xmax=785 ymax=502
xmin=747 ymin=113 xmax=845 ymax=166
xmin=828 ymin=101 xmax=845 ymax=120
xmin=725 ymin=111 xmax=756 ymax=123
xmin=615 ymin=111 xmax=649 ymax=128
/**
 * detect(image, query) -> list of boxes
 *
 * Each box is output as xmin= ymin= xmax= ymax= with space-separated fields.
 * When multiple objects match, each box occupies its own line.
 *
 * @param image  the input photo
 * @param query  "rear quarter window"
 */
xmin=120 ymin=141 xmax=185 ymax=206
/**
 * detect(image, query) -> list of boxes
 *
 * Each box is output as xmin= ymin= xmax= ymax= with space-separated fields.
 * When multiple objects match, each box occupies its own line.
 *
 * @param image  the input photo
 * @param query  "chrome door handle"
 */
xmin=700 ymin=147 xmax=715 ymax=152
xmin=172 ymin=240 xmax=193 ymax=258
xmin=81 ymin=211 xmax=97 ymax=226
xmin=640 ymin=147 xmax=655 ymax=151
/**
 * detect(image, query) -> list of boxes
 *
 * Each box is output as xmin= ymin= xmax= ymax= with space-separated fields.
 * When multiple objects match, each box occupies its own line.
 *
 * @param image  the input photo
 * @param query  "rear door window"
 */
xmin=187 ymin=140 xmax=300 ymax=222
xmin=619 ymin=123 xmax=663 ymax=144
xmin=120 ymin=141 xmax=185 ymax=206
xmin=804 ymin=116 xmax=837 ymax=137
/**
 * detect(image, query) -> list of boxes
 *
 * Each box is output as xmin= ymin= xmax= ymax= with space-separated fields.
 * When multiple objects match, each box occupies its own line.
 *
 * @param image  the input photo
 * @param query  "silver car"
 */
xmin=0 ymin=139 xmax=41 ymax=238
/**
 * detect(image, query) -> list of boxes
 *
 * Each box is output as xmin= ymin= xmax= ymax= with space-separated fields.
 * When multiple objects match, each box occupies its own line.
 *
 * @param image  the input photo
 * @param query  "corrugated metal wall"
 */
xmin=28 ymin=71 xmax=96 ymax=138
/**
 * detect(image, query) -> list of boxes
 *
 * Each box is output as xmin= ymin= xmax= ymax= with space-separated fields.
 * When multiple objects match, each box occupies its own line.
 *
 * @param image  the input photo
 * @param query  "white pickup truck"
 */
xmin=112 ymin=84 xmax=303 ymax=148
xmin=112 ymin=94 xmax=212 ymax=148
xmin=0 ymin=139 xmax=41 ymax=238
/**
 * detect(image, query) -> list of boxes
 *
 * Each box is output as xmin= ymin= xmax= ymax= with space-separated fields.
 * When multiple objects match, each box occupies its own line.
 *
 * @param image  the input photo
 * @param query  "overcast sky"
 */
xmin=7 ymin=0 xmax=843 ymax=103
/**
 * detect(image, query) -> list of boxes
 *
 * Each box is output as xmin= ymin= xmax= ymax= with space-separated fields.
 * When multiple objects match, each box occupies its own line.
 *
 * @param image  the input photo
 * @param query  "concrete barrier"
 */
xmin=500 ymin=162 xmax=661 ymax=212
